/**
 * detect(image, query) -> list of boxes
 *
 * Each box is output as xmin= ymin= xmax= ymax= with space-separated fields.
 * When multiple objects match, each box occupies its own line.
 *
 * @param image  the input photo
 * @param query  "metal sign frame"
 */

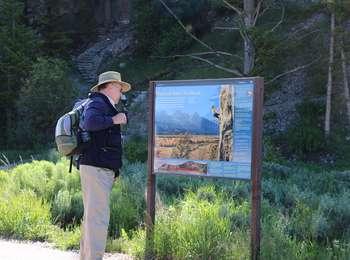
xmin=145 ymin=77 xmax=263 ymax=260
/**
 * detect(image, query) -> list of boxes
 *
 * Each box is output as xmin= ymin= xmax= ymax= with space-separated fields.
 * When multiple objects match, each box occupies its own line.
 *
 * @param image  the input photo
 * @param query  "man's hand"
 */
xmin=112 ymin=113 xmax=127 ymax=125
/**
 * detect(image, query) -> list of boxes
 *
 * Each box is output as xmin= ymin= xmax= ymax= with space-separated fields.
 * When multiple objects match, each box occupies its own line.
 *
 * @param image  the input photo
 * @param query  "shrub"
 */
xmin=109 ymin=161 xmax=147 ymax=237
xmin=155 ymin=21 xmax=193 ymax=55
xmin=311 ymin=193 xmax=350 ymax=241
xmin=124 ymin=136 xmax=148 ymax=163
xmin=285 ymin=101 xmax=325 ymax=157
xmin=109 ymin=184 xmax=141 ymax=237
xmin=110 ymin=228 xmax=146 ymax=258
xmin=52 ymin=189 xmax=83 ymax=227
xmin=10 ymin=160 xmax=56 ymax=200
xmin=0 ymin=191 xmax=51 ymax=241
xmin=47 ymin=225 xmax=81 ymax=250
xmin=15 ymin=57 xmax=77 ymax=147
xmin=0 ymin=0 xmax=40 ymax=147
xmin=152 ymin=187 xmax=238 ymax=259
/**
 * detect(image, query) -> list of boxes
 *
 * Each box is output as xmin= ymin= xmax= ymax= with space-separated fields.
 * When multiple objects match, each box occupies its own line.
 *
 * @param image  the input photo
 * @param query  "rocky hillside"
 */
xmin=22 ymin=0 xmax=350 ymax=159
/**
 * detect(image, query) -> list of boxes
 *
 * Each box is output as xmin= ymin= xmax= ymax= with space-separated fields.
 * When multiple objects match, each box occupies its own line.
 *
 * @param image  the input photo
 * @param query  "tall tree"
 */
xmin=336 ymin=1 xmax=350 ymax=126
xmin=243 ymin=0 xmax=255 ymax=74
xmin=324 ymin=9 xmax=335 ymax=137
xmin=157 ymin=0 xmax=314 ymax=81
xmin=0 ymin=0 xmax=40 ymax=147
xmin=340 ymin=42 xmax=350 ymax=126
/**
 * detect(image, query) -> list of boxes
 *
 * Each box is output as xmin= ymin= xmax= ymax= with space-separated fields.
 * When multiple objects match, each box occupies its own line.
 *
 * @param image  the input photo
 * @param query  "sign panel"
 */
xmin=152 ymin=78 xmax=258 ymax=180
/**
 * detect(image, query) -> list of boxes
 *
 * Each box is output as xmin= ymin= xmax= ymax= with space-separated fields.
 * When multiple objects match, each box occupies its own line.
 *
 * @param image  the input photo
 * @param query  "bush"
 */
xmin=285 ymin=101 xmax=325 ymax=157
xmin=155 ymin=20 xmax=193 ymax=55
xmin=47 ymin=225 xmax=81 ymax=250
xmin=52 ymin=189 xmax=83 ymax=227
xmin=2 ymin=155 xmax=350 ymax=259
xmin=0 ymin=191 xmax=52 ymax=240
xmin=133 ymin=0 xmax=214 ymax=56
xmin=15 ymin=57 xmax=77 ymax=147
xmin=5 ymin=159 xmax=82 ymax=227
xmin=109 ymin=161 xmax=147 ymax=237
xmin=109 ymin=228 xmax=146 ymax=258
xmin=124 ymin=136 xmax=148 ymax=163
xmin=0 ymin=0 xmax=40 ymax=147
xmin=152 ymin=186 xmax=241 ymax=259
xmin=311 ymin=193 xmax=350 ymax=241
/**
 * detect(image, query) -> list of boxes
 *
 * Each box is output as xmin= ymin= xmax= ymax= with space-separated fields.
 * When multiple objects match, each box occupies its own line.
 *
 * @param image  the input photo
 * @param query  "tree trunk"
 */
xmin=325 ymin=11 xmax=335 ymax=137
xmin=243 ymin=0 xmax=255 ymax=75
xmin=340 ymin=43 xmax=350 ymax=126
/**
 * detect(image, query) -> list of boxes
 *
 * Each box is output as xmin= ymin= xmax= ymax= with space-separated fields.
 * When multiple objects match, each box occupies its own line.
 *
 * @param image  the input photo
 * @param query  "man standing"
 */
xmin=79 ymin=71 xmax=131 ymax=260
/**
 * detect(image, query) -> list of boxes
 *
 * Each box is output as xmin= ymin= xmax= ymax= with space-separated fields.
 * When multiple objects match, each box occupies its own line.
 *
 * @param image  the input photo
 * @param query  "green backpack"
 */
xmin=55 ymin=99 xmax=89 ymax=171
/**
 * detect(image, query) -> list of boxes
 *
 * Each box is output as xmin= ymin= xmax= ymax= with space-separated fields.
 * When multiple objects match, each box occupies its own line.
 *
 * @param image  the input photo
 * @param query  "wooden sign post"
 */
xmin=145 ymin=78 xmax=264 ymax=260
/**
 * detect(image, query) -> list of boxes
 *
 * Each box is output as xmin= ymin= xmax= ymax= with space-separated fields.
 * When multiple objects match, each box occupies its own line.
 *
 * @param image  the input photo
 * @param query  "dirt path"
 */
xmin=0 ymin=239 xmax=133 ymax=260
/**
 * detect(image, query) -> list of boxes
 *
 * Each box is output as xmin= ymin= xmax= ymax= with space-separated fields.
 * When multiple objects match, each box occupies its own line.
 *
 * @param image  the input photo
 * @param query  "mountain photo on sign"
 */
xmin=154 ymin=84 xmax=235 ymax=175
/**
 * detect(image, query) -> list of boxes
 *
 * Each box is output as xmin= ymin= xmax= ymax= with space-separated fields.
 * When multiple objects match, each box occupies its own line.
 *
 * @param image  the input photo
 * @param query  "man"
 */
xmin=79 ymin=71 xmax=131 ymax=260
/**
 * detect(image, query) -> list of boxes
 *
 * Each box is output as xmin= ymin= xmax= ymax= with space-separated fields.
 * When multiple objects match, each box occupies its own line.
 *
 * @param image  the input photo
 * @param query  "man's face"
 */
xmin=108 ymin=82 xmax=122 ymax=103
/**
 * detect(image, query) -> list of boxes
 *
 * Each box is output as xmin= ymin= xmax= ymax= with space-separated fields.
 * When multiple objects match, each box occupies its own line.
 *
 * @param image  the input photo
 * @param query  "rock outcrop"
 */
xmin=74 ymin=26 xmax=133 ymax=84
xmin=217 ymin=85 xmax=233 ymax=161
xmin=25 ymin=0 xmax=130 ymax=34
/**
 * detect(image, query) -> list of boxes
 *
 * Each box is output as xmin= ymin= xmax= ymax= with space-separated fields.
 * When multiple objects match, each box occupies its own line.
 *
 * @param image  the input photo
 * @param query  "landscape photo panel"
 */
xmin=153 ymin=79 xmax=254 ymax=180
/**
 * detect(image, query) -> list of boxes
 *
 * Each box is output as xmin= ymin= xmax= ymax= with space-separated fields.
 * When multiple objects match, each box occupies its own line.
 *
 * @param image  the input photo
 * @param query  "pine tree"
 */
xmin=0 ymin=0 xmax=40 ymax=147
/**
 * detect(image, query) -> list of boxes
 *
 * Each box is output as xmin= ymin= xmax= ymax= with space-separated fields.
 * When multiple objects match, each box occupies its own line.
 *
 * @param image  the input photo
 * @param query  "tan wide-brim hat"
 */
xmin=90 ymin=71 xmax=131 ymax=93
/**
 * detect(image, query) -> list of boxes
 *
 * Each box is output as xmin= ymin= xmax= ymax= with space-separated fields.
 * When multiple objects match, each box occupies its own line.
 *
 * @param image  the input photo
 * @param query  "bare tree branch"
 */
xmin=279 ymin=29 xmax=321 ymax=48
xmin=153 ymin=51 xmax=243 ymax=60
xmin=158 ymin=0 xmax=215 ymax=53
xmin=153 ymin=54 xmax=243 ymax=76
xmin=259 ymin=6 xmax=270 ymax=19
xmin=271 ymin=5 xmax=285 ymax=32
xmin=223 ymin=0 xmax=243 ymax=16
xmin=213 ymin=26 xmax=241 ymax=31
xmin=187 ymin=55 xmax=243 ymax=76
xmin=221 ymin=0 xmax=249 ymax=45
xmin=294 ymin=29 xmax=321 ymax=41
xmin=253 ymin=0 xmax=263 ymax=26
xmin=266 ymin=57 xmax=322 ymax=85
xmin=158 ymin=0 xmax=238 ymax=60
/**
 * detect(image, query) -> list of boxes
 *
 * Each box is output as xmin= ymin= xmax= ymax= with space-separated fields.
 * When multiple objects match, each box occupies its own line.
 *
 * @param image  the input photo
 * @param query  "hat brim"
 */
xmin=90 ymin=79 xmax=131 ymax=93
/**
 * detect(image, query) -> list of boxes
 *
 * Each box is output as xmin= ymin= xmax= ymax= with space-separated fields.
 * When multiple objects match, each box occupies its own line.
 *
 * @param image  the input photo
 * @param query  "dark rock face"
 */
xmin=263 ymin=13 xmax=327 ymax=135
xmin=25 ymin=0 xmax=131 ymax=34
xmin=25 ymin=1 xmax=134 ymax=85
xmin=217 ymin=85 xmax=233 ymax=161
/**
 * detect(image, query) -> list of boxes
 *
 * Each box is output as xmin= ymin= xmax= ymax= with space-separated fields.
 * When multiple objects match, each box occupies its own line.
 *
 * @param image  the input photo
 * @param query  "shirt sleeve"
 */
xmin=82 ymin=100 xmax=114 ymax=131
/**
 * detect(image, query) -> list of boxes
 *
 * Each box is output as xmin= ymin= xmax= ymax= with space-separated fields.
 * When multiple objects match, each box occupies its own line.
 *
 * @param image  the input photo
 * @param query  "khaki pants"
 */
xmin=79 ymin=164 xmax=115 ymax=260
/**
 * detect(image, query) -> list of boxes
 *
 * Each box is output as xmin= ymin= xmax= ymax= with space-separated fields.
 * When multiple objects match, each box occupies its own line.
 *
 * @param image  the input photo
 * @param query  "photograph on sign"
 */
xmin=153 ymin=79 xmax=255 ymax=180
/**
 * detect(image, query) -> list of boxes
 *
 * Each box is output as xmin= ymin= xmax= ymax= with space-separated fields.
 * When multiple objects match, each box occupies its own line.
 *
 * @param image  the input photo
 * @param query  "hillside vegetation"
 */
xmin=1 ymin=1 xmax=350 ymax=259
xmin=0 ymin=157 xmax=349 ymax=259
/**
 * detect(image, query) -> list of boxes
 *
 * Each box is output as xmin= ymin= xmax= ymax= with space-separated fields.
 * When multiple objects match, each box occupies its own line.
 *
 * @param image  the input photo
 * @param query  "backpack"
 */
xmin=55 ymin=99 xmax=90 ymax=171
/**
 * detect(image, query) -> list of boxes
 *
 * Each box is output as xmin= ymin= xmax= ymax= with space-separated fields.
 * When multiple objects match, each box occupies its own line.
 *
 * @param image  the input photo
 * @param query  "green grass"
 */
xmin=0 ymin=191 xmax=51 ymax=241
xmin=0 ymin=157 xmax=147 ymax=251
xmin=1 ymin=156 xmax=350 ymax=258
xmin=0 ymin=147 xmax=60 ymax=167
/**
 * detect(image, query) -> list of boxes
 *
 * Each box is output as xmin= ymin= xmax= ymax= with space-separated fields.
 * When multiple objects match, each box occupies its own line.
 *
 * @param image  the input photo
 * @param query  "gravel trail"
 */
xmin=0 ymin=239 xmax=133 ymax=260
